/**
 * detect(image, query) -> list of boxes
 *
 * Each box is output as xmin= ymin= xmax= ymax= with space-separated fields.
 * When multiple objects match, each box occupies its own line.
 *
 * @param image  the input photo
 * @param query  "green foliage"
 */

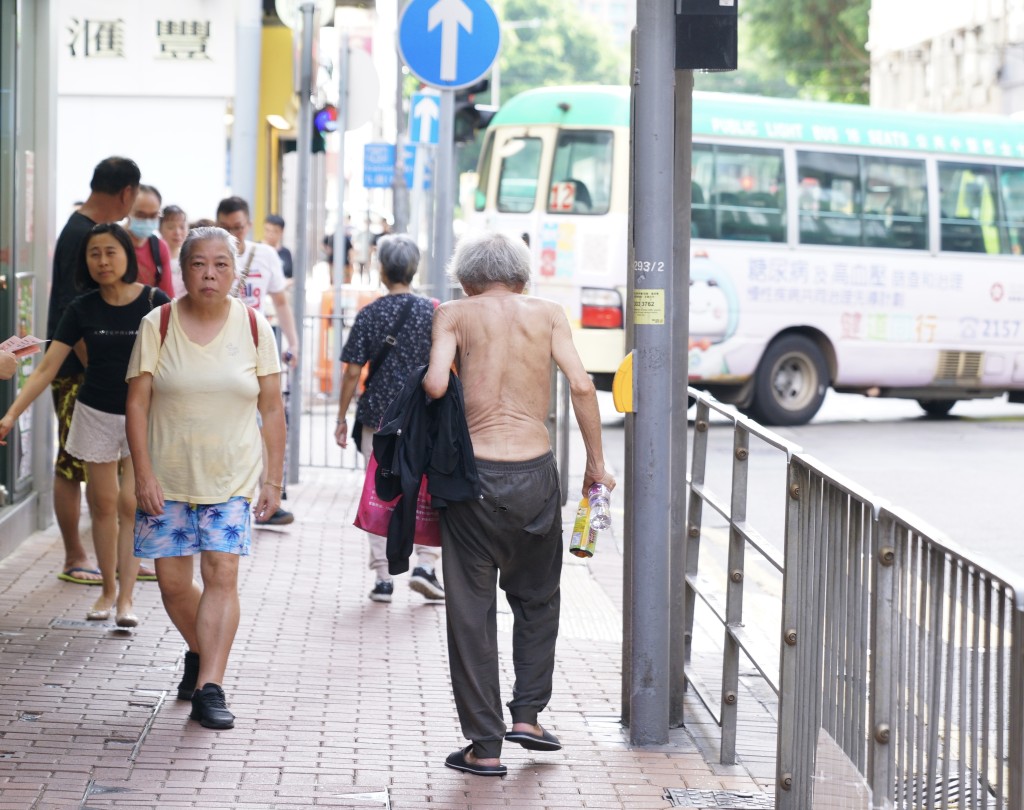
xmin=488 ymin=0 xmax=627 ymax=105
xmin=710 ymin=0 xmax=870 ymax=103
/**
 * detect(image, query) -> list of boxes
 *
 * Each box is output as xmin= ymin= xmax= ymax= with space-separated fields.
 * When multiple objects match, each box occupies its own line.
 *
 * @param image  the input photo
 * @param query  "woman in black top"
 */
xmin=334 ymin=233 xmax=443 ymax=604
xmin=0 ymin=224 xmax=170 ymax=626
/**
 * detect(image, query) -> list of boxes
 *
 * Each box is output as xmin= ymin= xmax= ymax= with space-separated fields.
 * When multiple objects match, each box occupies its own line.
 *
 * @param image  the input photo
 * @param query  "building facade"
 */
xmin=870 ymin=0 xmax=1024 ymax=115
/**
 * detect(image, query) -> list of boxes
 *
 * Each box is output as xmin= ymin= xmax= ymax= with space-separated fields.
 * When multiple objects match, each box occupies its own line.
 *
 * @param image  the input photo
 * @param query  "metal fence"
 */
xmin=685 ymin=389 xmax=1024 ymax=808
xmin=294 ymin=312 xmax=571 ymax=499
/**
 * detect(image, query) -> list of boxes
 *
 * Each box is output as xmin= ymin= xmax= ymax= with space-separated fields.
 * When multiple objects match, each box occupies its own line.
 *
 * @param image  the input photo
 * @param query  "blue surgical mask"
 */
xmin=128 ymin=217 xmax=160 ymax=239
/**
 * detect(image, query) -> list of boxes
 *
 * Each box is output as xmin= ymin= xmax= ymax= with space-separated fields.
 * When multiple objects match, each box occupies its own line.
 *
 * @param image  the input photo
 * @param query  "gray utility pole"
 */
xmin=230 ymin=0 xmax=262 ymax=205
xmin=669 ymin=70 xmax=693 ymax=728
xmin=287 ymin=3 xmax=316 ymax=484
xmin=332 ymin=29 xmax=350 ymax=400
xmin=429 ymin=89 xmax=455 ymax=301
xmin=627 ymin=0 xmax=677 ymax=746
xmin=393 ymin=49 xmax=410 ymax=234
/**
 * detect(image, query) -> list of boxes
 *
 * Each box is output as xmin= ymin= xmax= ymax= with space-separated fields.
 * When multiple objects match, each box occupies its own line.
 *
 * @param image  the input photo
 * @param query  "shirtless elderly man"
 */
xmin=423 ymin=231 xmax=616 ymax=777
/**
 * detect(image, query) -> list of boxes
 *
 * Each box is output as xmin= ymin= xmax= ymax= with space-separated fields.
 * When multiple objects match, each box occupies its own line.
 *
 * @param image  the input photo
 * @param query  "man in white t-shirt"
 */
xmin=216 ymin=196 xmax=299 ymax=526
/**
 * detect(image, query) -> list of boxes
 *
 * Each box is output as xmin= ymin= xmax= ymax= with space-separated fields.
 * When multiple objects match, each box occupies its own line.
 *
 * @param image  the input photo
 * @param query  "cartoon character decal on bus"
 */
xmin=689 ymin=256 xmax=740 ymax=375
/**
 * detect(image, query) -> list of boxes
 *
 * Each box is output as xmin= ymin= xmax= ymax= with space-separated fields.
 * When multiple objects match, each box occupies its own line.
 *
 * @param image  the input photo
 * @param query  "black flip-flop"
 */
xmin=504 ymin=728 xmax=562 ymax=751
xmin=444 ymin=746 xmax=507 ymax=777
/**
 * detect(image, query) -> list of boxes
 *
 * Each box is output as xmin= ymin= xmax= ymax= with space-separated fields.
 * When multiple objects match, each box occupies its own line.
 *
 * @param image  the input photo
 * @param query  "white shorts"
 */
xmin=65 ymin=401 xmax=130 ymax=464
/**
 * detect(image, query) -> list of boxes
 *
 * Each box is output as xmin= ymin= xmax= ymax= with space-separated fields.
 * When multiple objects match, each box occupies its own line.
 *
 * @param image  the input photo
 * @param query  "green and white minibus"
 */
xmin=468 ymin=85 xmax=1024 ymax=425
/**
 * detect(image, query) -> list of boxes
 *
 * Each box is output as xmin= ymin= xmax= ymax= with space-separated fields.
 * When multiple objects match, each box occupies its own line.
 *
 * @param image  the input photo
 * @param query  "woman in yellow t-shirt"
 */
xmin=125 ymin=226 xmax=285 ymax=730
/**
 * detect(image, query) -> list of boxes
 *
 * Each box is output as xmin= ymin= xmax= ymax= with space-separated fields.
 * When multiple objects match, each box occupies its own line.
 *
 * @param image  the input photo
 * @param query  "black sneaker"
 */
xmin=189 ymin=683 xmax=235 ymax=729
xmin=257 ymin=508 xmax=294 ymax=526
xmin=176 ymin=651 xmax=200 ymax=701
xmin=409 ymin=567 xmax=445 ymax=600
xmin=369 ymin=580 xmax=394 ymax=603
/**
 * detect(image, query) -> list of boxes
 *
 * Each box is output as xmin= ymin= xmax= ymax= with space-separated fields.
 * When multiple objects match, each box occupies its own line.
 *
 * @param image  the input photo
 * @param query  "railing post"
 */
xmin=1010 ymin=593 xmax=1024 ymax=806
xmin=775 ymin=457 xmax=813 ymax=809
xmin=720 ymin=420 xmax=749 ymax=764
xmin=868 ymin=511 xmax=895 ymax=808
xmin=683 ymin=397 xmax=711 ymax=681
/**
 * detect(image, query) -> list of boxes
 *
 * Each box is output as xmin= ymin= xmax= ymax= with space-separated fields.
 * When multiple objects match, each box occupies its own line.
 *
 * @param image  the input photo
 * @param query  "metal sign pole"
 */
xmin=331 ymin=29 xmax=349 ymax=400
xmin=669 ymin=68 xmax=693 ymax=728
xmin=287 ymin=3 xmax=315 ymax=484
xmin=430 ymin=89 xmax=455 ymax=301
xmin=628 ymin=0 xmax=676 ymax=745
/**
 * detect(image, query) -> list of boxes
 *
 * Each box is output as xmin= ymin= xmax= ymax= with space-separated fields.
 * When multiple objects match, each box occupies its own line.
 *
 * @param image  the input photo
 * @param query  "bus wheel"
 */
xmin=918 ymin=399 xmax=957 ymax=418
xmin=749 ymin=335 xmax=828 ymax=426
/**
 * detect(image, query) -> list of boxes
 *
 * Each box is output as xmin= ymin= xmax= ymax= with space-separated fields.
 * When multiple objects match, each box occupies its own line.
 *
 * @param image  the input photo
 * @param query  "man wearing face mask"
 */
xmin=127 ymin=184 xmax=176 ymax=299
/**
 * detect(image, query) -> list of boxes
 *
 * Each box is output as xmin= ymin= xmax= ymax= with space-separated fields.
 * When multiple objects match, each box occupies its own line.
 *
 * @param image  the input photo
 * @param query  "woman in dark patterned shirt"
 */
xmin=334 ymin=234 xmax=444 ymax=604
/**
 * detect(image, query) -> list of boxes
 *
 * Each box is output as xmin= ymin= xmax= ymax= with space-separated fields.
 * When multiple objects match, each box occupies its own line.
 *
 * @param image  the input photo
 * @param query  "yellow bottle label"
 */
xmin=570 ymin=497 xmax=590 ymax=552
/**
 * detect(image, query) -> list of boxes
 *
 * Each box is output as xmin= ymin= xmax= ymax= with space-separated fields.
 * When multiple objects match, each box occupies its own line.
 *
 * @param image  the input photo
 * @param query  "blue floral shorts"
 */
xmin=134 ymin=497 xmax=252 ymax=558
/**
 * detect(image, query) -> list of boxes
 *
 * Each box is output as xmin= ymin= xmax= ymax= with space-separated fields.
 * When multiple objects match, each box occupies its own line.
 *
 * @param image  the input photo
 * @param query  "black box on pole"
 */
xmin=675 ymin=0 xmax=738 ymax=72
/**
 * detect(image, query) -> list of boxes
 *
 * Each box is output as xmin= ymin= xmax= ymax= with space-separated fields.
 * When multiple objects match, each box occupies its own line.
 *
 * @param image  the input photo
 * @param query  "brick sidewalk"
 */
xmin=0 ymin=467 xmax=770 ymax=809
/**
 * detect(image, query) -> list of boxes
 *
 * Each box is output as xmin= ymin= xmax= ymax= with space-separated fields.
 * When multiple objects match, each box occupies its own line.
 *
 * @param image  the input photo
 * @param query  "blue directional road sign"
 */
xmin=410 ymin=93 xmax=440 ymax=145
xmin=398 ymin=0 xmax=501 ymax=90
xmin=363 ymin=143 xmax=433 ymax=190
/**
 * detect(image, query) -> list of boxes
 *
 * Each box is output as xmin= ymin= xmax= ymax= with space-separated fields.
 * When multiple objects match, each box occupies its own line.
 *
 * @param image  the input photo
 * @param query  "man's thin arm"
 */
xmin=423 ymin=306 xmax=457 ymax=400
xmin=550 ymin=309 xmax=615 ymax=494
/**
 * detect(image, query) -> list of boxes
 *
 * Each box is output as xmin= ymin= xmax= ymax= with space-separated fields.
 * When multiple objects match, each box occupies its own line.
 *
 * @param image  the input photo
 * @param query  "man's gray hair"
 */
xmin=377 ymin=233 xmax=420 ymax=285
xmin=448 ymin=231 xmax=531 ymax=290
xmin=179 ymin=226 xmax=238 ymax=272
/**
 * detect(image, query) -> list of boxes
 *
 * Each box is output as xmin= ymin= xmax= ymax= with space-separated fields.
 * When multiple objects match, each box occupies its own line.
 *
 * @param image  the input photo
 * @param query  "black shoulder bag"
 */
xmin=351 ymin=295 xmax=416 ymax=446
xmin=147 ymin=235 xmax=164 ymax=287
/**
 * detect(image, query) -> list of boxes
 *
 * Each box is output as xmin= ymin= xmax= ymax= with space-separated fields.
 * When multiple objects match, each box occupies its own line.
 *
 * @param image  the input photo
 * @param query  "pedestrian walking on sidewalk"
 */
xmin=125 ymin=226 xmax=286 ymax=730
xmin=423 ymin=231 xmax=615 ymax=777
xmin=334 ymin=233 xmax=445 ymax=604
xmin=45 ymin=156 xmax=140 ymax=588
xmin=0 ymin=223 xmax=170 ymax=627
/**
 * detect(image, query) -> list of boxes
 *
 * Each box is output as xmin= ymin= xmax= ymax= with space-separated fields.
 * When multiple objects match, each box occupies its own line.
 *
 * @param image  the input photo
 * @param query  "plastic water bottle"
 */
xmin=588 ymin=483 xmax=612 ymax=530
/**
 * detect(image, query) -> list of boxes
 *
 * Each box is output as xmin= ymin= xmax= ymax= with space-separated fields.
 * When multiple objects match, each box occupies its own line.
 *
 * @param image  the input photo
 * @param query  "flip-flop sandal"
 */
xmin=57 ymin=567 xmax=103 ymax=585
xmin=444 ymin=746 xmax=507 ymax=777
xmin=504 ymin=728 xmax=562 ymax=751
xmin=136 ymin=566 xmax=158 ymax=582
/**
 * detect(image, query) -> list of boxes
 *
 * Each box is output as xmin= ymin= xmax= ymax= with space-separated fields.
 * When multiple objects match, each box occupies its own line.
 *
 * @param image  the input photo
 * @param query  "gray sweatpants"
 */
xmin=441 ymin=453 xmax=563 ymax=759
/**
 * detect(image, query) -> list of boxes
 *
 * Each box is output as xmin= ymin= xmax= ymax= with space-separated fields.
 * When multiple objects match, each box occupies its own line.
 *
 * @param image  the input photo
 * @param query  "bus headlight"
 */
xmin=581 ymin=288 xmax=623 ymax=329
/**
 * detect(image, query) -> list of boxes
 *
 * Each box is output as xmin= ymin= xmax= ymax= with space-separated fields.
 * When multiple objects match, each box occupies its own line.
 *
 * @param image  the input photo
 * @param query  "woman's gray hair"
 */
xmin=377 ymin=233 xmax=420 ymax=285
xmin=179 ymin=226 xmax=238 ymax=272
xmin=447 ymin=231 xmax=531 ymax=291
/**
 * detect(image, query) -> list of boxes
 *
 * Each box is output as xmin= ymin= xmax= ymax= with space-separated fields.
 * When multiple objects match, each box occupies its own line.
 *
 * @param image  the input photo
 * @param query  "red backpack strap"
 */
xmin=246 ymin=305 xmax=258 ymax=348
xmin=159 ymin=303 xmax=171 ymax=345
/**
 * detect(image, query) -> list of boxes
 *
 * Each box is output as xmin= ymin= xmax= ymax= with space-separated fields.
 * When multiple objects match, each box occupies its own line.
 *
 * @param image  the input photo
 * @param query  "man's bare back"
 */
xmin=429 ymin=288 xmax=563 ymax=461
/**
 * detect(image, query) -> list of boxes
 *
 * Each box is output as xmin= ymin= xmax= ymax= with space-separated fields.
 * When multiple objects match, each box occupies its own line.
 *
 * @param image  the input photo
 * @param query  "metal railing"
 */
xmin=294 ymin=312 xmax=571 ymax=492
xmin=685 ymin=389 xmax=1024 ymax=808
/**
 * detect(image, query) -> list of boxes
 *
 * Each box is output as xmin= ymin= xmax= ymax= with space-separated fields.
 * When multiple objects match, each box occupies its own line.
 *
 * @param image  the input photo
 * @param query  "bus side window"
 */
xmin=998 ymin=167 xmax=1024 ymax=255
xmin=939 ymin=162 xmax=1002 ymax=254
xmin=708 ymin=145 xmax=785 ymax=243
xmin=797 ymin=151 xmax=861 ymax=247
xmin=862 ymin=156 xmax=928 ymax=250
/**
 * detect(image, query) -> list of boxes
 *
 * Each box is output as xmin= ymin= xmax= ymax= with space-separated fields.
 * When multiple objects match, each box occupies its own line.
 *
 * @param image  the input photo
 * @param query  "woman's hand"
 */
xmin=334 ymin=418 xmax=348 ymax=448
xmin=254 ymin=482 xmax=282 ymax=522
xmin=0 ymin=413 xmax=14 ymax=446
xmin=134 ymin=471 xmax=165 ymax=516
xmin=0 ymin=351 xmax=17 ymax=380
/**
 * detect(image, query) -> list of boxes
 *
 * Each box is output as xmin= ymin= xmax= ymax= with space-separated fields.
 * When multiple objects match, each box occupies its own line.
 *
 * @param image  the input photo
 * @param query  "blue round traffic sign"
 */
xmin=398 ymin=0 xmax=501 ymax=90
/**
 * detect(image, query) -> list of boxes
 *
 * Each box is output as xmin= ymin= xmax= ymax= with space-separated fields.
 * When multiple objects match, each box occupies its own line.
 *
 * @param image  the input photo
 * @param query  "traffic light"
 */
xmin=312 ymin=104 xmax=337 ymax=153
xmin=454 ymin=79 xmax=498 ymax=143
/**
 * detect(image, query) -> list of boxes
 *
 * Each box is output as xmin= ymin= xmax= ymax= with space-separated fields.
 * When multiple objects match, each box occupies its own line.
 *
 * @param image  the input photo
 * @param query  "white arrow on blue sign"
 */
xmin=398 ymin=0 xmax=501 ymax=90
xmin=363 ymin=143 xmax=433 ymax=189
xmin=410 ymin=93 xmax=440 ymax=145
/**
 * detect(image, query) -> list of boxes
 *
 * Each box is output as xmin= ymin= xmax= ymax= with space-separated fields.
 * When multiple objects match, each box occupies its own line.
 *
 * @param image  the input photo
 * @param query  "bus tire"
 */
xmin=918 ymin=399 xmax=956 ymax=418
xmin=749 ymin=335 xmax=828 ymax=426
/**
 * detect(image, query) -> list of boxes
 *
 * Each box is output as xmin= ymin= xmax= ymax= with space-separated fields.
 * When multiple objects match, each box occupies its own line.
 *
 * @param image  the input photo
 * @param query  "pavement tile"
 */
xmin=0 ymin=466 xmax=774 ymax=807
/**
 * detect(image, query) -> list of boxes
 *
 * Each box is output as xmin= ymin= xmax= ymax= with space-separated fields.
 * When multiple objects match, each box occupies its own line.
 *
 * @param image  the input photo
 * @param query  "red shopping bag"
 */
xmin=353 ymin=454 xmax=441 ymax=546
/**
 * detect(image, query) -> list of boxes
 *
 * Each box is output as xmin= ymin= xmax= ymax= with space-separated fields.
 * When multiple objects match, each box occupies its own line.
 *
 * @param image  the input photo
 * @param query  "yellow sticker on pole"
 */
xmin=633 ymin=289 xmax=665 ymax=325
